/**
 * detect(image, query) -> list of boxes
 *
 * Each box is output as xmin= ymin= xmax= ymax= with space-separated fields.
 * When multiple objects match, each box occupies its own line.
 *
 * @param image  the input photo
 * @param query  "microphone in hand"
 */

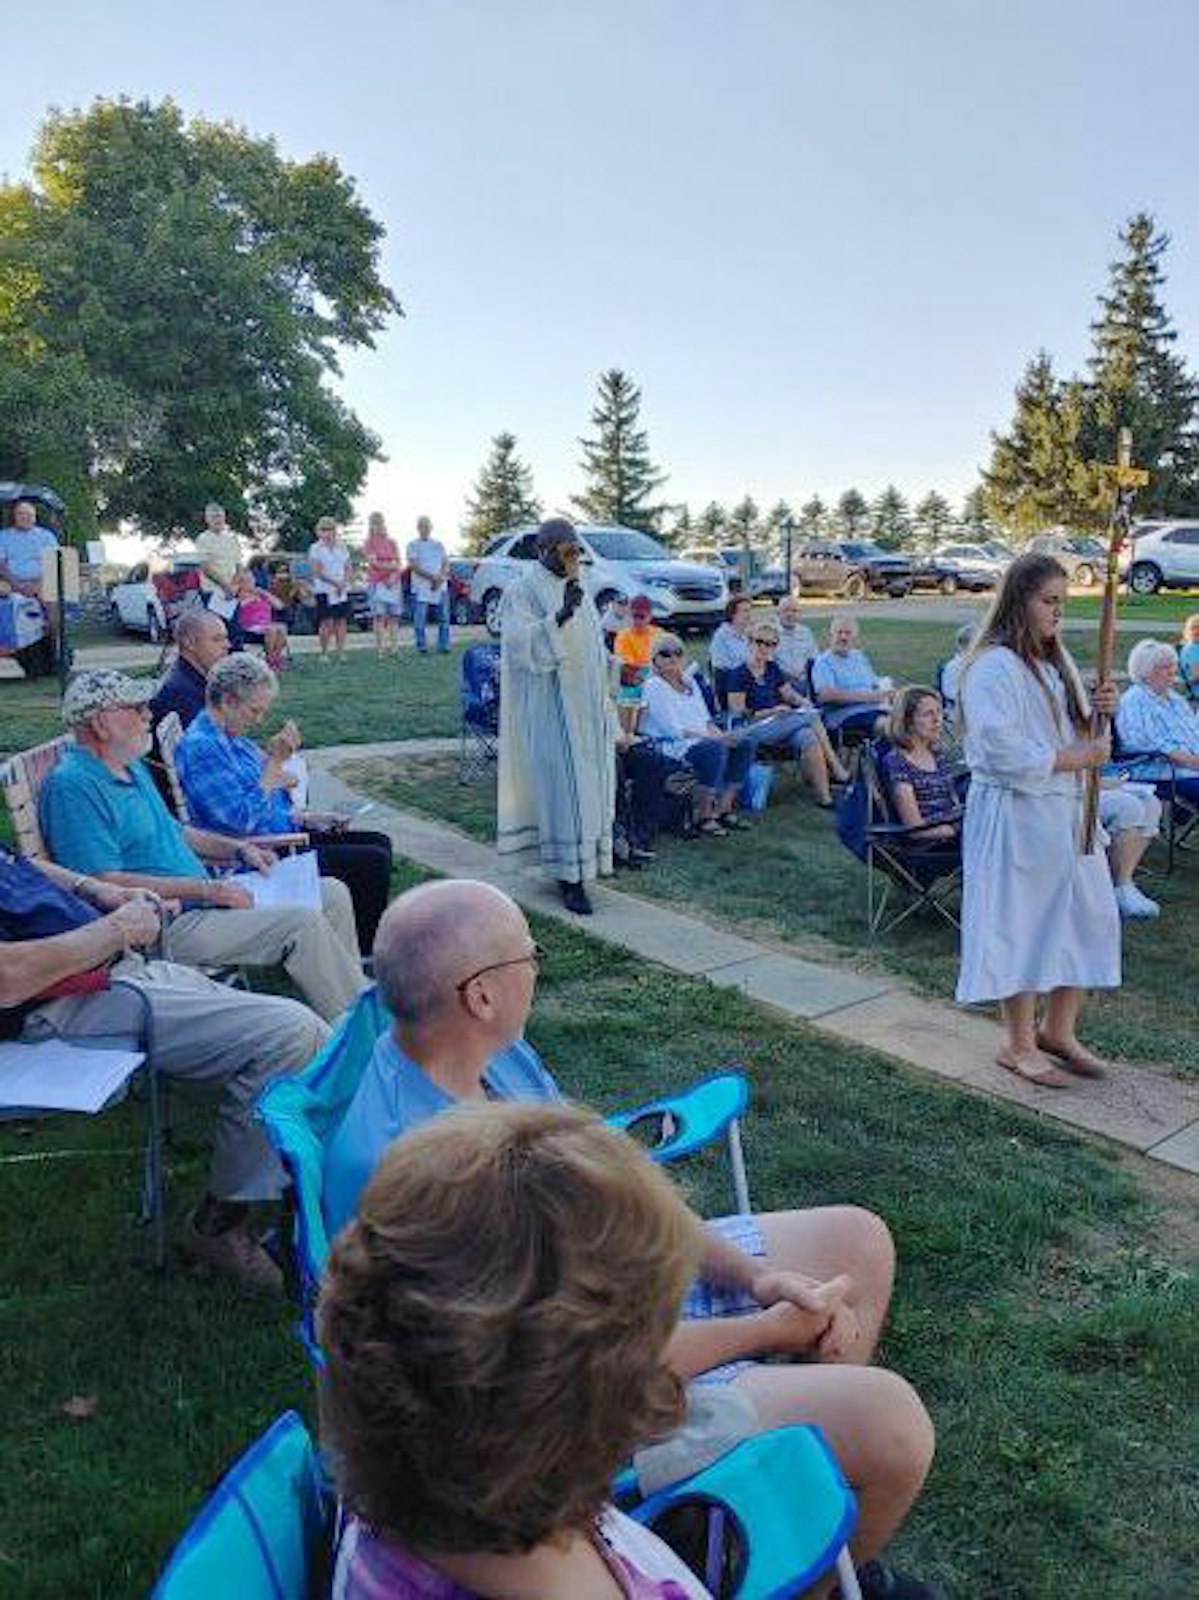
xmin=556 ymin=579 xmax=584 ymax=627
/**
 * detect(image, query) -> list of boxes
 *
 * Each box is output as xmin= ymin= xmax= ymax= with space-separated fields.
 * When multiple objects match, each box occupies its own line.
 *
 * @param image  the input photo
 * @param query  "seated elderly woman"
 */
xmin=320 ymin=1101 xmax=713 ymax=1599
xmin=641 ymin=632 xmax=753 ymax=836
xmin=175 ymin=652 xmax=394 ymax=949
xmin=707 ymin=594 xmax=753 ymax=703
xmin=726 ymin=619 xmax=849 ymax=807
xmin=879 ymin=687 xmax=961 ymax=842
xmin=810 ymin=614 xmax=893 ymax=739
xmin=1116 ymin=638 xmax=1199 ymax=807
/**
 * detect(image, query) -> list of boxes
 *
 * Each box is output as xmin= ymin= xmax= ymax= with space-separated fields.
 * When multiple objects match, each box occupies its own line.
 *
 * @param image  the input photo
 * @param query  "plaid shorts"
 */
xmin=682 ymin=1213 xmax=766 ymax=1387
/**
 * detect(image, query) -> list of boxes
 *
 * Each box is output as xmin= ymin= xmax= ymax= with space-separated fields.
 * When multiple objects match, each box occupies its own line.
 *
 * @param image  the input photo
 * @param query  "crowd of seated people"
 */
xmin=725 ymin=617 xmax=849 ymax=806
xmin=810 ymin=614 xmax=893 ymax=739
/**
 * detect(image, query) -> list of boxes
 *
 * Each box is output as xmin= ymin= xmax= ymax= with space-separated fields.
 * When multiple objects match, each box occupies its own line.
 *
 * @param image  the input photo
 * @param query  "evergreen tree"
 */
xmin=728 ymin=494 xmax=761 ymax=548
xmin=571 ymin=369 xmax=669 ymax=531
xmin=661 ymin=501 xmax=693 ymax=550
xmin=912 ymin=490 xmax=954 ymax=550
xmin=835 ymin=488 xmax=869 ymax=535
xmin=462 ymin=431 xmax=542 ymax=554
xmin=983 ymin=351 xmax=1103 ymax=533
xmin=1086 ymin=212 xmax=1199 ymax=517
xmin=960 ymin=485 xmax=993 ymax=535
xmin=870 ymin=485 xmax=911 ymax=549
xmin=798 ymin=496 xmax=827 ymax=540
xmin=763 ymin=499 xmax=794 ymax=558
xmin=694 ymin=501 xmax=727 ymax=551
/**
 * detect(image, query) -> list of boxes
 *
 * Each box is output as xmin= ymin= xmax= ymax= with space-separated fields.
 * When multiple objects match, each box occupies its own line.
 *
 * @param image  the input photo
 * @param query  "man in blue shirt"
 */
xmin=0 ymin=500 xmax=59 ymax=597
xmin=810 ymin=613 xmax=892 ymax=736
xmin=321 ymin=879 xmax=938 ymax=1596
xmin=41 ymin=670 xmax=366 ymax=1023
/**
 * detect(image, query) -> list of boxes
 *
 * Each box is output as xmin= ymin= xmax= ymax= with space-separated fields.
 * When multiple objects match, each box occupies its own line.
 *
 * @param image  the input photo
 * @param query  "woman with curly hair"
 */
xmin=319 ymin=1101 xmax=713 ymax=1597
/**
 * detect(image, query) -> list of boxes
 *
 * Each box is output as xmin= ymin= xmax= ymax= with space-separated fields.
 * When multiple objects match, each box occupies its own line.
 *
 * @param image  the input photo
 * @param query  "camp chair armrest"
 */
xmin=245 ymin=832 xmax=310 ymax=849
xmin=606 ymin=1070 xmax=749 ymax=1165
xmin=867 ymin=812 xmax=962 ymax=841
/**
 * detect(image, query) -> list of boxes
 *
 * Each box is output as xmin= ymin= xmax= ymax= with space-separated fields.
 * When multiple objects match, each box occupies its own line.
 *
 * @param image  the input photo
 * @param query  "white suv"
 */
xmin=470 ymin=524 xmax=728 ymax=637
xmin=1125 ymin=522 xmax=1199 ymax=594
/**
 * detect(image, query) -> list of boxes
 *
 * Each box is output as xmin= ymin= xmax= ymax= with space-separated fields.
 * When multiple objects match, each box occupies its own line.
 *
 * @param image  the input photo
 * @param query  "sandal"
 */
xmin=697 ymin=819 xmax=728 ymax=838
xmin=1035 ymin=1034 xmax=1108 ymax=1079
xmin=995 ymin=1049 xmax=1072 ymax=1089
xmin=720 ymin=812 xmax=750 ymax=831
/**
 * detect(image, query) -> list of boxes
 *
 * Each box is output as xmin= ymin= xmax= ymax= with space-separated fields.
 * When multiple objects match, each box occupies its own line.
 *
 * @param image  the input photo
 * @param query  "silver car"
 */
xmin=1125 ymin=522 xmax=1199 ymax=594
xmin=470 ymin=524 xmax=728 ymax=637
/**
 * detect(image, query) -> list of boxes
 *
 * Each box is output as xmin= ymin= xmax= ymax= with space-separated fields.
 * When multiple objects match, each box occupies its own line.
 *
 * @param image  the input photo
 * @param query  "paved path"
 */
xmin=308 ymin=741 xmax=1199 ymax=1178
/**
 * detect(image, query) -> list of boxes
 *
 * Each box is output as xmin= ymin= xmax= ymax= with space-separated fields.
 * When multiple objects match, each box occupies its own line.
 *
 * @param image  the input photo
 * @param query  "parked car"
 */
xmin=1026 ymin=534 xmax=1105 ymax=586
xmin=681 ymin=546 xmax=788 ymax=599
xmin=1123 ymin=522 xmax=1199 ymax=594
xmin=471 ymin=525 xmax=728 ymax=637
xmin=791 ymin=540 xmax=913 ymax=599
xmin=912 ymin=550 xmax=997 ymax=594
xmin=109 ymin=556 xmax=201 ymax=641
xmin=933 ymin=540 xmax=1010 ymax=578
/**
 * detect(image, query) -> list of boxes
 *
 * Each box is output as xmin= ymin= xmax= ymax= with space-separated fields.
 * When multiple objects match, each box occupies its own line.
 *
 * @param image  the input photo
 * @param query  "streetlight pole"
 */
xmin=782 ymin=516 xmax=794 ymax=592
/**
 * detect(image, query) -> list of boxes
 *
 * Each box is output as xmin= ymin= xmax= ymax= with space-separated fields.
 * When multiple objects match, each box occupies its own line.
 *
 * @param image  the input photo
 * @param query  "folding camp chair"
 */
xmin=154 ymin=712 xmax=310 ymax=850
xmin=0 ymin=734 xmax=73 ymax=860
xmin=151 ymin=567 xmax=205 ymax=671
xmin=808 ymin=660 xmax=879 ymax=757
xmin=256 ymin=987 xmax=753 ymax=1356
xmin=1107 ymin=725 xmax=1199 ymax=875
xmin=835 ymin=740 xmax=963 ymax=939
xmin=458 ymin=641 xmax=501 ymax=782
xmin=154 ymin=1412 xmax=861 ymax=1600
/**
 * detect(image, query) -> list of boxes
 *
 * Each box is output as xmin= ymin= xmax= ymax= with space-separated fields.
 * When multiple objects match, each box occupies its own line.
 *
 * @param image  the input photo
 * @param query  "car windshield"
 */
xmin=840 ymin=543 xmax=886 ymax=559
xmin=584 ymin=529 xmax=671 ymax=562
xmin=1066 ymin=538 xmax=1104 ymax=555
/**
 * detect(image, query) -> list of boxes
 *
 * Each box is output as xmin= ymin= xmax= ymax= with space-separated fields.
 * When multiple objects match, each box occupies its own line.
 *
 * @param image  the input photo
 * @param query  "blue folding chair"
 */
xmin=1108 ymin=721 xmax=1198 ymax=875
xmin=256 ymin=988 xmax=753 ymax=1356
xmin=458 ymin=641 xmax=501 ymax=781
xmin=154 ymin=1414 xmax=859 ymax=1600
xmin=151 ymin=1411 xmax=331 ymax=1600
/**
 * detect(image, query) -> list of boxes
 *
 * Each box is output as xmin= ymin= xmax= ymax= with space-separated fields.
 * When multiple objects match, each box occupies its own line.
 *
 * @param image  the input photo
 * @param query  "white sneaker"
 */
xmin=1115 ymin=883 xmax=1161 ymax=920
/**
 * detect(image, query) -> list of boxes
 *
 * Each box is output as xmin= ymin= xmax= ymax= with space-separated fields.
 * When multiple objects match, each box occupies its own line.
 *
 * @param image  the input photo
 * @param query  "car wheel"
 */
xmin=1074 ymin=563 xmax=1096 ymax=587
xmin=483 ymin=589 xmax=504 ymax=637
xmin=147 ymin=607 xmax=163 ymax=644
xmin=843 ymin=572 xmax=868 ymax=601
xmin=939 ymin=575 xmax=959 ymax=596
xmin=452 ymin=596 xmax=472 ymax=626
xmin=1128 ymin=562 xmax=1162 ymax=596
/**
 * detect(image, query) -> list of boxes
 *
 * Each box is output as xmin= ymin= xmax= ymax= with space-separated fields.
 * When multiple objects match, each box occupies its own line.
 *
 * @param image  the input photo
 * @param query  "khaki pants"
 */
xmin=163 ymin=876 xmax=366 ymax=1022
xmin=23 ymin=958 xmax=331 ymax=1201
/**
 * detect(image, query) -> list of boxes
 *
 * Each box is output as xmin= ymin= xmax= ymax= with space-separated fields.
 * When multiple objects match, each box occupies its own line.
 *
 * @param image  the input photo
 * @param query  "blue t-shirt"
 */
xmin=0 ymin=524 xmax=58 ymax=583
xmin=1179 ymin=640 xmax=1199 ymax=689
xmin=323 ymin=1034 xmax=562 ymax=1237
xmin=810 ymin=648 xmax=881 ymax=729
xmin=40 ymin=746 xmax=207 ymax=880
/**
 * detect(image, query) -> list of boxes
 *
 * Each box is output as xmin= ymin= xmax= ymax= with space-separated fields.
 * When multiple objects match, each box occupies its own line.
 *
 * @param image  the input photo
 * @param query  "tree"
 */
xmin=692 ymin=501 xmax=727 ymax=552
xmin=763 ymin=498 xmax=794 ymax=558
xmin=660 ymin=502 xmax=693 ymax=550
xmin=870 ymin=485 xmax=911 ymax=550
xmin=835 ymin=488 xmax=869 ymax=535
xmin=797 ymin=496 xmax=827 ymax=540
xmin=912 ymin=490 xmax=954 ymax=551
xmin=1086 ymin=212 xmax=1199 ymax=517
xmin=960 ymin=485 xmax=994 ymax=535
xmin=571 ymin=369 xmax=668 ymax=531
xmin=462 ymin=431 xmax=542 ymax=554
xmin=983 ymin=351 xmax=1103 ymax=534
xmin=727 ymin=494 xmax=761 ymax=548
xmin=0 ymin=97 xmax=400 ymax=537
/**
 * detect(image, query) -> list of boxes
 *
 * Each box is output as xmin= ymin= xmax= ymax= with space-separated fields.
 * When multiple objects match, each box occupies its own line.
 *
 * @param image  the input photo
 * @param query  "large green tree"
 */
xmin=462 ymin=431 xmax=542 ymax=554
xmin=912 ymin=490 xmax=954 ymax=550
xmin=1085 ymin=212 xmax=1199 ymax=516
xmin=693 ymin=501 xmax=727 ymax=551
xmin=870 ymin=485 xmax=911 ymax=549
xmin=727 ymin=493 xmax=761 ymax=548
xmin=0 ymin=97 xmax=400 ymax=540
xmin=983 ymin=351 xmax=1102 ymax=533
xmin=797 ymin=496 xmax=827 ymax=540
xmin=572 ymin=369 xmax=668 ymax=531
xmin=835 ymin=488 xmax=869 ymax=535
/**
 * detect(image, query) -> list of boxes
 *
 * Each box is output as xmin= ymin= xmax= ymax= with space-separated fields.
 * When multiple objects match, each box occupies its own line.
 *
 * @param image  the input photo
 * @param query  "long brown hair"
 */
xmin=965 ymin=553 xmax=1089 ymax=733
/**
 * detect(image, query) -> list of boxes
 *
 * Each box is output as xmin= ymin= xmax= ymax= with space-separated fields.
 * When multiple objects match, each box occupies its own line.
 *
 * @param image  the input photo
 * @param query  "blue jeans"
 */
xmin=412 ymin=592 xmax=450 ymax=652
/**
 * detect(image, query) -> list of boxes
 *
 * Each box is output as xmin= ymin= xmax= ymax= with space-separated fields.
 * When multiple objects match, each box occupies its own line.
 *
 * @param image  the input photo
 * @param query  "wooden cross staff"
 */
xmin=1080 ymin=428 xmax=1150 ymax=853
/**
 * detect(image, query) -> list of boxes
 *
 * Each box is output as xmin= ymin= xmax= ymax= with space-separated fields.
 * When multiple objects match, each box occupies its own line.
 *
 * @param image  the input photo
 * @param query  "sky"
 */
xmin=5 ymin=0 xmax=1199 ymax=554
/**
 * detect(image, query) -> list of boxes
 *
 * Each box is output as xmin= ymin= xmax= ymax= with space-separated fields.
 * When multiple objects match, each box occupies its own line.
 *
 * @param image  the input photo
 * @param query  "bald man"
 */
xmin=149 ymin=609 xmax=231 ymax=732
xmin=321 ymin=880 xmax=938 ymax=1594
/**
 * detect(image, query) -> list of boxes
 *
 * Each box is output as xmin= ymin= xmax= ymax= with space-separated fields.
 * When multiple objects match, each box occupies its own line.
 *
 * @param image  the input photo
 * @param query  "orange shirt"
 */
xmin=614 ymin=625 xmax=658 ymax=669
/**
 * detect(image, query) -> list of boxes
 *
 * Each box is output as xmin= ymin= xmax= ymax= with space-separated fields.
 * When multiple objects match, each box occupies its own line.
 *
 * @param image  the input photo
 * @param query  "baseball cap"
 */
xmin=61 ymin=670 xmax=156 ymax=726
xmin=630 ymin=594 xmax=653 ymax=617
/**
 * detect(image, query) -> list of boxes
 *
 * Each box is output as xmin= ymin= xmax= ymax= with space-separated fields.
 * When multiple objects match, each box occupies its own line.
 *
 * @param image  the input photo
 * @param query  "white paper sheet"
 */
xmin=0 ymin=1041 xmax=145 ymax=1114
xmin=281 ymin=753 xmax=309 ymax=808
xmin=231 ymin=848 xmax=322 ymax=911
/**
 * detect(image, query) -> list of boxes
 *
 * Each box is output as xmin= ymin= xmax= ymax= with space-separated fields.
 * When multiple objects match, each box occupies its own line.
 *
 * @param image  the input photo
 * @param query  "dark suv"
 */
xmin=793 ymin=540 xmax=913 ymax=599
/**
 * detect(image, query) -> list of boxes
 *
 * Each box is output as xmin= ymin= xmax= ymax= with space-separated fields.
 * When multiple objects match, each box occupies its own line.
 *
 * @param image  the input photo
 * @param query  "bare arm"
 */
xmin=0 ymin=904 xmax=159 ymax=1007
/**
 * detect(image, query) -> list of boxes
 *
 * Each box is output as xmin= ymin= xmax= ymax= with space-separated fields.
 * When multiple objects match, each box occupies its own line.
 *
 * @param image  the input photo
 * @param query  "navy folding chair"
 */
xmin=458 ymin=642 xmax=501 ymax=782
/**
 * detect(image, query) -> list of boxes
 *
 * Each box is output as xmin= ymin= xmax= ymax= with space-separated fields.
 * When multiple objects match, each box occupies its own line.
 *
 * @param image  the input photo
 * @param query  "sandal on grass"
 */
xmin=995 ymin=1049 xmax=1072 ymax=1089
xmin=697 ymin=819 xmax=728 ymax=838
xmin=1035 ymin=1034 xmax=1109 ymax=1079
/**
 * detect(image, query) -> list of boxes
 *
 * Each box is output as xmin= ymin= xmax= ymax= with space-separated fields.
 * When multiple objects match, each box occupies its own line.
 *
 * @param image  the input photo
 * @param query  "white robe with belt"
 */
xmin=497 ymin=564 xmax=616 ymax=883
xmin=956 ymin=646 xmax=1120 ymax=1004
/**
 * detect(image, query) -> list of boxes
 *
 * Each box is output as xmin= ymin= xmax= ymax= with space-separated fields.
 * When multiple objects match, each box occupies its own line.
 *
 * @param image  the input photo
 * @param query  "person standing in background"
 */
xmin=194 ymin=503 xmax=243 ymax=639
xmin=364 ymin=511 xmax=403 ymax=658
xmin=309 ymin=516 xmax=352 ymax=664
xmin=406 ymin=514 xmax=450 ymax=654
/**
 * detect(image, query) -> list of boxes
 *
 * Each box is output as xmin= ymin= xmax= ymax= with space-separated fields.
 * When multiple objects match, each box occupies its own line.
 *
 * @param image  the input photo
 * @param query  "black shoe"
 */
xmin=853 ymin=1561 xmax=945 ymax=1600
xmin=559 ymin=880 xmax=593 ymax=915
xmin=630 ymin=846 xmax=656 ymax=862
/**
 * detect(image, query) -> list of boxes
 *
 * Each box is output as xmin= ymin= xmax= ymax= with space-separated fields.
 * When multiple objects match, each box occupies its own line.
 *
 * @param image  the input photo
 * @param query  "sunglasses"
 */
xmin=654 ymin=646 xmax=685 ymax=660
xmin=751 ymin=637 xmax=779 ymax=647
xmin=455 ymin=942 xmax=546 ymax=992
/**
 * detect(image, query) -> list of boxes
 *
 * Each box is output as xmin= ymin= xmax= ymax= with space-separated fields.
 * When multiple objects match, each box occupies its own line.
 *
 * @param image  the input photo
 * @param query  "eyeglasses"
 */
xmin=455 ymin=942 xmax=545 ymax=992
xmin=751 ymin=637 xmax=779 ymax=648
xmin=654 ymin=647 xmax=685 ymax=660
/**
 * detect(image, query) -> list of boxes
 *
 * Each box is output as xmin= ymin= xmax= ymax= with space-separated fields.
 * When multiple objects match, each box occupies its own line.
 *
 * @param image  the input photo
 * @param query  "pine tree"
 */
xmin=728 ymin=494 xmax=761 ymax=548
xmin=798 ymin=496 xmax=827 ymax=540
xmin=694 ymin=501 xmax=728 ymax=551
xmin=983 ymin=352 xmax=1104 ymax=534
xmin=960 ymin=485 xmax=993 ymax=535
xmin=462 ymin=431 xmax=542 ymax=554
xmin=660 ymin=502 xmax=693 ymax=550
xmin=1086 ymin=212 xmax=1199 ymax=516
xmin=912 ymin=490 xmax=954 ymax=551
xmin=571 ymin=369 xmax=669 ymax=531
xmin=763 ymin=499 xmax=794 ymax=559
xmin=835 ymin=488 xmax=869 ymax=535
xmin=870 ymin=485 xmax=911 ymax=549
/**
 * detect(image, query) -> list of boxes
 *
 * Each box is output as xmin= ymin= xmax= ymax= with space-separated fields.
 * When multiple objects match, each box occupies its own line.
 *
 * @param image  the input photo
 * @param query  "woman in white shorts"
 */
xmin=364 ymin=511 xmax=404 ymax=657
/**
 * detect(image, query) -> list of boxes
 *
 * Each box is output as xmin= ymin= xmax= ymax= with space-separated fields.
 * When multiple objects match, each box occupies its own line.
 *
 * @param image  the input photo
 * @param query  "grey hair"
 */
xmin=175 ymin=609 xmax=226 ymax=651
xmin=373 ymin=880 xmax=521 ymax=1027
xmin=651 ymin=630 xmax=685 ymax=661
xmin=1127 ymin=639 xmax=1177 ymax=685
xmin=206 ymin=652 xmax=277 ymax=707
xmin=205 ymin=502 xmax=225 ymax=517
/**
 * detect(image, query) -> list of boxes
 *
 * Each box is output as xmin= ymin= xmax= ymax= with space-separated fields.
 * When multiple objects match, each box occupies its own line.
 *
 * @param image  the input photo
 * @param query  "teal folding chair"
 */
xmin=151 ymin=1412 xmax=331 ymax=1600
xmin=256 ymin=987 xmax=753 ymax=1357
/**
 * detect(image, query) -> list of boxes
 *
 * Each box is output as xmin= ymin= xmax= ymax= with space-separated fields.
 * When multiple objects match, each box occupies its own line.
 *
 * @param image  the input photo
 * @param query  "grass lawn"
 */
xmin=0 ymin=859 xmax=1195 ymax=1600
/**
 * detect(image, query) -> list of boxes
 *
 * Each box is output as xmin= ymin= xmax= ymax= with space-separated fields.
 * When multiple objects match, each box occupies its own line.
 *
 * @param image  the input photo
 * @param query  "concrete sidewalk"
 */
xmin=308 ymin=742 xmax=1199 ymax=1178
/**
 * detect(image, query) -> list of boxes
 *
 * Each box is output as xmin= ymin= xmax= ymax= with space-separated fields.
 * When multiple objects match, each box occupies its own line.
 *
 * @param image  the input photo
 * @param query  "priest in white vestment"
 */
xmin=497 ymin=520 xmax=617 ymax=915
xmin=955 ymin=554 xmax=1120 ymax=1087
